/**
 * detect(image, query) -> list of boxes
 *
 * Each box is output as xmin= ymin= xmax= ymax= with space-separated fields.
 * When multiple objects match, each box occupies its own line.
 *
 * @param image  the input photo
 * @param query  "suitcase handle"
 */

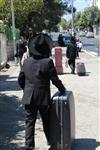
xmin=52 ymin=90 xmax=69 ymax=99
xmin=52 ymin=91 xmax=71 ymax=102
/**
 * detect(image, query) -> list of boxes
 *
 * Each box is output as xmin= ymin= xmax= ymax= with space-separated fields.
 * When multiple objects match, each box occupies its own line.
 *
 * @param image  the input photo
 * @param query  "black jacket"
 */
xmin=66 ymin=43 xmax=77 ymax=59
xmin=16 ymin=41 xmax=27 ymax=59
xmin=18 ymin=57 xmax=65 ymax=105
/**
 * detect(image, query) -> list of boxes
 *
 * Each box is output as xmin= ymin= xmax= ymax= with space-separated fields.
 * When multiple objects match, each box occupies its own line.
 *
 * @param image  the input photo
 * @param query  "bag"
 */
xmin=76 ymin=62 xmax=86 ymax=76
xmin=49 ymin=91 xmax=75 ymax=150
xmin=65 ymin=59 xmax=68 ymax=68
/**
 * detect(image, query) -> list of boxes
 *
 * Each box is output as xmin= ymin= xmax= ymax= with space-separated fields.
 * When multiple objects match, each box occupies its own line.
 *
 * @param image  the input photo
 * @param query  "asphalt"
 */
xmin=0 ymin=48 xmax=100 ymax=150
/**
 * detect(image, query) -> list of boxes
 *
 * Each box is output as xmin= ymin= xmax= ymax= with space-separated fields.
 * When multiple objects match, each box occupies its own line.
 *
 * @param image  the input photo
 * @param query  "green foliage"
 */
xmin=0 ymin=0 xmax=6 ymax=7
xmin=74 ymin=6 xmax=100 ymax=30
xmin=5 ymin=25 xmax=20 ymax=41
xmin=0 ymin=20 xmax=5 ymax=32
xmin=0 ymin=0 xmax=67 ymax=36
xmin=59 ymin=18 xmax=69 ymax=30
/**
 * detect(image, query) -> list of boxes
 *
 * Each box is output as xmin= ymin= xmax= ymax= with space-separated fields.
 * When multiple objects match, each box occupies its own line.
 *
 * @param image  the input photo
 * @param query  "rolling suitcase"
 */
xmin=76 ymin=62 xmax=86 ymax=76
xmin=49 ymin=91 xmax=75 ymax=150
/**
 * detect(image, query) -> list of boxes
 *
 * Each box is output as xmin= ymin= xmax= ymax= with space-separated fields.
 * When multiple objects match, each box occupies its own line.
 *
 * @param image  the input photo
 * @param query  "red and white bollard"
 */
xmin=55 ymin=47 xmax=63 ymax=75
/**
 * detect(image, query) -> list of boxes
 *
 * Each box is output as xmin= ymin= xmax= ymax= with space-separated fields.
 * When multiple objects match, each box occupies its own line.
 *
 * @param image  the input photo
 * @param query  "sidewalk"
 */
xmin=0 ymin=49 xmax=100 ymax=150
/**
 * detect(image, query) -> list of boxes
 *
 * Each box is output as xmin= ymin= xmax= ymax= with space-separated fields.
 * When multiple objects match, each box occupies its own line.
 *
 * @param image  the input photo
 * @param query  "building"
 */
xmin=93 ymin=0 xmax=100 ymax=38
xmin=94 ymin=0 xmax=100 ymax=10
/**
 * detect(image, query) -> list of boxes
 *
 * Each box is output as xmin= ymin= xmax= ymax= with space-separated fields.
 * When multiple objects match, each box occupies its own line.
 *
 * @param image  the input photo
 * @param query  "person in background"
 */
xmin=66 ymin=36 xmax=77 ymax=74
xmin=15 ymin=37 xmax=27 ymax=68
xmin=78 ymin=40 xmax=83 ymax=52
xmin=76 ymin=39 xmax=83 ymax=57
xmin=58 ymin=34 xmax=64 ymax=46
xmin=76 ymin=39 xmax=80 ymax=58
xmin=21 ymin=32 xmax=37 ymax=66
xmin=21 ymin=43 xmax=29 ymax=66
xmin=18 ymin=33 xmax=66 ymax=150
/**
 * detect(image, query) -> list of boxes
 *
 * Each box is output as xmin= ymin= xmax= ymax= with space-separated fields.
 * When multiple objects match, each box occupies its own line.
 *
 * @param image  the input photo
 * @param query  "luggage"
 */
xmin=49 ymin=91 xmax=75 ymax=150
xmin=65 ymin=59 xmax=68 ymax=68
xmin=76 ymin=62 xmax=86 ymax=76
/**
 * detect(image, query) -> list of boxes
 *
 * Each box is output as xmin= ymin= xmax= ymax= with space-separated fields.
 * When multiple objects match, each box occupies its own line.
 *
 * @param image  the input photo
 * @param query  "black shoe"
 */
xmin=25 ymin=148 xmax=34 ymax=150
xmin=49 ymin=144 xmax=57 ymax=150
xmin=71 ymin=71 xmax=75 ymax=74
xmin=26 ymin=147 xmax=34 ymax=150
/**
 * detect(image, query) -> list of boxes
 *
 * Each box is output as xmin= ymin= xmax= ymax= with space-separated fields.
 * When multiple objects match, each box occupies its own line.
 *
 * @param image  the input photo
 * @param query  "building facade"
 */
xmin=95 ymin=0 xmax=100 ymax=10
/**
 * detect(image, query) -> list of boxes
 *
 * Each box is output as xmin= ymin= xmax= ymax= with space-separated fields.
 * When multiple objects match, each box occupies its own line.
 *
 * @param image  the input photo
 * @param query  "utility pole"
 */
xmin=71 ymin=0 xmax=74 ymax=36
xmin=11 ymin=0 xmax=16 ymax=63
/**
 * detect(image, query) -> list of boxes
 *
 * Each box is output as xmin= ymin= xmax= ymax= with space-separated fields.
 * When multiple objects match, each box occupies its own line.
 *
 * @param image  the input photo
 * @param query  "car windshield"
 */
xmin=65 ymin=36 xmax=70 ymax=39
xmin=63 ymin=36 xmax=70 ymax=41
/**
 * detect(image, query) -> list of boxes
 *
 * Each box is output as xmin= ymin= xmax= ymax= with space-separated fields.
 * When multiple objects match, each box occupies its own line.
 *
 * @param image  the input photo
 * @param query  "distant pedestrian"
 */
xmin=18 ymin=33 xmax=66 ymax=150
xmin=76 ymin=40 xmax=83 ymax=58
xmin=21 ymin=32 xmax=38 ymax=66
xmin=76 ymin=39 xmax=80 ymax=58
xmin=15 ymin=37 xmax=27 ymax=68
xmin=78 ymin=40 xmax=83 ymax=52
xmin=21 ymin=45 xmax=29 ymax=66
xmin=58 ymin=34 xmax=64 ymax=46
xmin=66 ymin=36 xmax=77 ymax=74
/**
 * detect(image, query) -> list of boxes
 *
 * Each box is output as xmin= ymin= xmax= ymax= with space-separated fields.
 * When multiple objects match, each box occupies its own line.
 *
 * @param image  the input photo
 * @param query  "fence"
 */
xmin=5 ymin=26 xmax=20 ymax=41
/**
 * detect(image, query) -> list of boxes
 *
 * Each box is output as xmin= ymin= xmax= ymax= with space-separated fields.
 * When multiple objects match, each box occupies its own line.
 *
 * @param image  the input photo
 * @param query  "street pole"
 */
xmin=97 ymin=28 xmax=100 ymax=56
xmin=71 ymin=0 xmax=74 ymax=36
xmin=11 ymin=0 xmax=16 ymax=63
xmin=92 ymin=0 xmax=100 ymax=56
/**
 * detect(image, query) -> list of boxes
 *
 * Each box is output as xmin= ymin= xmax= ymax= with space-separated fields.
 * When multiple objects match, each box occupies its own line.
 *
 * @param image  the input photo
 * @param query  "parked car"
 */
xmin=79 ymin=31 xmax=86 ymax=37
xmin=63 ymin=36 xmax=71 ymax=46
xmin=48 ymin=32 xmax=60 ymax=47
xmin=86 ymin=32 xmax=94 ymax=38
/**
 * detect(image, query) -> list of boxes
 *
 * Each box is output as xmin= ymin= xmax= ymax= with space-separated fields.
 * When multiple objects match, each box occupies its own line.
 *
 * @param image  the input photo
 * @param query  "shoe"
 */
xmin=49 ymin=144 xmax=57 ymax=150
xmin=71 ymin=71 xmax=75 ymax=74
xmin=25 ymin=148 xmax=34 ymax=150
xmin=26 ymin=147 xmax=34 ymax=150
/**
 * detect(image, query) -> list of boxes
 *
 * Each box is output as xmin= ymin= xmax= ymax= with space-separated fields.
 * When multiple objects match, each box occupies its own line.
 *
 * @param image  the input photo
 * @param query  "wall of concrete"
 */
xmin=0 ymin=33 xmax=7 ymax=68
xmin=7 ymin=41 xmax=14 ymax=60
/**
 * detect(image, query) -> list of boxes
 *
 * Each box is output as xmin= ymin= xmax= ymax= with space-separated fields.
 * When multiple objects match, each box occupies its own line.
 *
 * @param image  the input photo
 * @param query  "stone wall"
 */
xmin=7 ymin=41 xmax=14 ymax=60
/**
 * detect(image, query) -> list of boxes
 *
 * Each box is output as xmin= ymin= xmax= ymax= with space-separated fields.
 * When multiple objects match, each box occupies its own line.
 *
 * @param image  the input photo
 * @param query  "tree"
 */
xmin=28 ymin=0 xmax=67 ymax=32
xmin=0 ymin=0 xmax=68 ymax=36
xmin=74 ymin=6 xmax=100 ymax=30
xmin=59 ymin=18 xmax=69 ymax=30
xmin=0 ymin=0 xmax=6 ymax=7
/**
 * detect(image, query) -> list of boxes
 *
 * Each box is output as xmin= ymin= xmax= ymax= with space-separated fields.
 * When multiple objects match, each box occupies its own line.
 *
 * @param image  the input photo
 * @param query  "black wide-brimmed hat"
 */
xmin=28 ymin=33 xmax=53 ymax=58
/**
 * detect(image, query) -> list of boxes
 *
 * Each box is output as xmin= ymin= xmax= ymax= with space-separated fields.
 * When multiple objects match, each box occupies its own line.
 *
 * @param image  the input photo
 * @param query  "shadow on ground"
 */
xmin=72 ymin=138 xmax=100 ymax=150
xmin=0 ymin=93 xmax=25 ymax=150
xmin=0 ymin=74 xmax=25 ymax=150
xmin=0 ymin=76 xmax=21 ymax=91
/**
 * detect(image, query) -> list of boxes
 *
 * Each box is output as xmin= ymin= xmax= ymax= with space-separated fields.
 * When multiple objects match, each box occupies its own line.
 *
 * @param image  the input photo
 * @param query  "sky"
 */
xmin=63 ymin=0 xmax=93 ymax=20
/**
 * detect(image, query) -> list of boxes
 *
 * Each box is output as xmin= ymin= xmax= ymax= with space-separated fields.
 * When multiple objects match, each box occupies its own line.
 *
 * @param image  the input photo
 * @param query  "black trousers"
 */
xmin=77 ymin=48 xmax=79 ymax=57
xmin=25 ymin=104 xmax=49 ymax=149
xmin=68 ymin=59 xmax=75 ymax=73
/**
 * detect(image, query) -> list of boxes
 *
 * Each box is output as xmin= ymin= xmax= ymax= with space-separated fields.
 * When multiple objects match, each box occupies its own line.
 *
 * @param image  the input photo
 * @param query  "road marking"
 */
xmin=83 ymin=49 xmax=99 ymax=57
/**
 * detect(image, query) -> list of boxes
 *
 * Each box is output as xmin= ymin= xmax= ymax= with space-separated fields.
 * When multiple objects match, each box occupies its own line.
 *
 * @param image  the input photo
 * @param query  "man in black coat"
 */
xmin=66 ymin=36 xmax=77 ymax=74
xmin=58 ymin=34 xmax=64 ymax=46
xmin=18 ymin=33 xmax=66 ymax=150
xmin=15 ymin=37 xmax=27 ymax=68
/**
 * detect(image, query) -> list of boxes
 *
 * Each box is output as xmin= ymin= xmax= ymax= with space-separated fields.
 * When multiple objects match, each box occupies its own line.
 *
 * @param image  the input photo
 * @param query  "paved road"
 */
xmin=79 ymin=37 xmax=100 ymax=56
xmin=0 ymin=51 xmax=100 ymax=150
